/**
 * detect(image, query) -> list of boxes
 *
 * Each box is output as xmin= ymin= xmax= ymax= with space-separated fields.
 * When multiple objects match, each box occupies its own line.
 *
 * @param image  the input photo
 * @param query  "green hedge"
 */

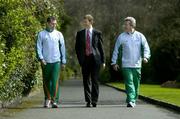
xmin=0 ymin=0 xmax=41 ymax=104
xmin=0 ymin=0 xmax=66 ymax=105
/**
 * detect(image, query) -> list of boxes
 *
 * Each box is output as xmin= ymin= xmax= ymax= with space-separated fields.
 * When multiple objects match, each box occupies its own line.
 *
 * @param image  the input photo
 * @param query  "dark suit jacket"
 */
xmin=75 ymin=29 xmax=105 ymax=66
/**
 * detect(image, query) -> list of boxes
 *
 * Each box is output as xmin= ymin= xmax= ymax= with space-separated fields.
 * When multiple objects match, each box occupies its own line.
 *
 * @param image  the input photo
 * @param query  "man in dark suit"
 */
xmin=75 ymin=14 xmax=105 ymax=107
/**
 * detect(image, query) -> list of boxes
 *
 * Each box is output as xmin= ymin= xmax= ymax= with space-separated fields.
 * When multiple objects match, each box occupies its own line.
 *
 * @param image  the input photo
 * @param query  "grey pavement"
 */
xmin=0 ymin=79 xmax=180 ymax=119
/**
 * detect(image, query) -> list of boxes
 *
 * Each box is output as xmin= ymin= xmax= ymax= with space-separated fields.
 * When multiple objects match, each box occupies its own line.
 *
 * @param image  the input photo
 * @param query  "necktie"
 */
xmin=86 ymin=30 xmax=91 ymax=56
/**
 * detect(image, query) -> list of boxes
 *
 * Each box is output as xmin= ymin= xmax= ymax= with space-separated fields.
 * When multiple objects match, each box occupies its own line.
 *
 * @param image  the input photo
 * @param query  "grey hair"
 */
xmin=124 ymin=17 xmax=136 ymax=27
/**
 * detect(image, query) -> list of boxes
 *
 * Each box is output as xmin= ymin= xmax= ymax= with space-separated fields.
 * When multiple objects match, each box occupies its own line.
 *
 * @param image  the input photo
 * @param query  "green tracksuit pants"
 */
xmin=122 ymin=68 xmax=141 ymax=103
xmin=42 ymin=62 xmax=61 ymax=103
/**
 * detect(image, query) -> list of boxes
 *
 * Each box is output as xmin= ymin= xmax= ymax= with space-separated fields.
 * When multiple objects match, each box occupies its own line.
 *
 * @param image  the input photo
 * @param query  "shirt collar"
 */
xmin=86 ymin=26 xmax=93 ymax=33
xmin=45 ymin=27 xmax=55 ymax=32
xmin=127 ymin=30 xmax=136 ymax=35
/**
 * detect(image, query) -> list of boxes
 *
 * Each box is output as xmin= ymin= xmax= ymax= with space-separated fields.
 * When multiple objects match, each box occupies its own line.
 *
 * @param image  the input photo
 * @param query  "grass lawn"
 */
xmin=108 ymin=82 xmax=180 ymax=106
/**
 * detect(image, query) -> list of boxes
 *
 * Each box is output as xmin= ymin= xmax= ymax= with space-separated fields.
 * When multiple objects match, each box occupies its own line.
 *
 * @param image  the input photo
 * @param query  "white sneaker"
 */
xmin=127 ymin=102 xmax=135 ymax=108
xmin=44 ymin=100 xmax=51 ymax=108
xmin=52 ymin=102 xmax=58 ymax=108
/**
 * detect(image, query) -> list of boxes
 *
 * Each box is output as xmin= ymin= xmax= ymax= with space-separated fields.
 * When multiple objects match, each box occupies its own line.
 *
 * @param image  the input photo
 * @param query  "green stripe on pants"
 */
xmin=42 ymin=62 xmax=61 ymax=103
xmin=122 ymin=68 xmax=141 ymax=103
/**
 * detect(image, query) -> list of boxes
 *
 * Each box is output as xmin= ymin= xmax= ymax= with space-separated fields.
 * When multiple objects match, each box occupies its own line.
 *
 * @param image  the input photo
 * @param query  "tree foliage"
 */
xmin=64 ymin=0 xmax=180 ymax=83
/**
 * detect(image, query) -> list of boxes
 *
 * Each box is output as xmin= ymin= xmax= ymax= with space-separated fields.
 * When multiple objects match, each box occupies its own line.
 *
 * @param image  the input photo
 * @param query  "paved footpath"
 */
xmin=0 ymin=79 xmax=180 ymax=119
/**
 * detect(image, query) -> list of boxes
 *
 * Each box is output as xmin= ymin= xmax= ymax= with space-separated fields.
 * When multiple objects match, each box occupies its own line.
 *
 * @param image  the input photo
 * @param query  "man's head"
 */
xmin=123 ymin=17 xmax=136 ymax=32
xmin=46 ymin=16 xmax=57 ymax=31
xmin=82 ymin=14 xmax=94 ymax=28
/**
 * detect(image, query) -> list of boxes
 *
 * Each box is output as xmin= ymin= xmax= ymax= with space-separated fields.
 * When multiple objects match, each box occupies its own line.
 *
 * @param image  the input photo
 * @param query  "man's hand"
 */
xmin=143 ymin=58 xmax=148 ymax=64
xmin=61 ymin=64 xmax=66 ymax=70
xmin=41 ymin=59 xmax=47 ymax=66
xmin=102 ymin=63 xmax=106 ymax=69
xmin=113 ymin=64 xmax=119 ymax=71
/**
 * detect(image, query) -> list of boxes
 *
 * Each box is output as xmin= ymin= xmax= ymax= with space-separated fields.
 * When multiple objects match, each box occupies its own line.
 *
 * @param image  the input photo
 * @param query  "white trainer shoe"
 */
xmin=52 ymin=102 xmax=58 ymax=108
xmin=127 ymin=102 xmax=135 ymax=108
xmin=44 ymin=100 xmax=51 ymax=108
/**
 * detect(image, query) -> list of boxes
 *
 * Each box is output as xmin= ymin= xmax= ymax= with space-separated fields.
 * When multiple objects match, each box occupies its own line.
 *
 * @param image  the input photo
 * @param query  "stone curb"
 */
xmin=105 ymin=84 xmax=180 ymax=112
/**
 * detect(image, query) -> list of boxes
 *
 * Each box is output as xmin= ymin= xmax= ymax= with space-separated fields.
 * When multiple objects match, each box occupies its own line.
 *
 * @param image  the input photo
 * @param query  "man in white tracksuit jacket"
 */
xmin=111 ymin=17 xmax=151 ymax=107
xmin=36 ymin=16 xmax=66 ymax=108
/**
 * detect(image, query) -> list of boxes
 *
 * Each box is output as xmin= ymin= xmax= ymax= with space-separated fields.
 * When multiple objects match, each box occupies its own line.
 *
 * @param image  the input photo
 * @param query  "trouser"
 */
xmin=122 ymin=68 xmax=141 ymax=103
xmin=82 ymin=55 xmax=100 ymax=104
xmin=42 ymin=62 xmax=61 ymax=103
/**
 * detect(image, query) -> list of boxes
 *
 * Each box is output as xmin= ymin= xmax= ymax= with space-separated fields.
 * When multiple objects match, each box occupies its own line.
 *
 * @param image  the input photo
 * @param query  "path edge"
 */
xmin=105 ymin=84 xmax=180 ymax=112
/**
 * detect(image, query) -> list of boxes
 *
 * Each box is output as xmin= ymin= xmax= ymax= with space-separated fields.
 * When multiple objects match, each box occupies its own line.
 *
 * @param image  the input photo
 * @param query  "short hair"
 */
xmin=124 ymin=17 xmax=136 ymax=27
xmin=84 ymin=14 xmax=94 ymax=24
xmin=47 ymin=16 xmax=56 ymax=23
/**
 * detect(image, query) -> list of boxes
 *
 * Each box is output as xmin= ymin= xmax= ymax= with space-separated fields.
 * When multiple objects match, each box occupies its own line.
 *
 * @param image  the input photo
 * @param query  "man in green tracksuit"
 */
xmin=36 ymin=16 xmax=66 ymax=108
xmin=111 ymin=17 xmax=151 ymax=107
